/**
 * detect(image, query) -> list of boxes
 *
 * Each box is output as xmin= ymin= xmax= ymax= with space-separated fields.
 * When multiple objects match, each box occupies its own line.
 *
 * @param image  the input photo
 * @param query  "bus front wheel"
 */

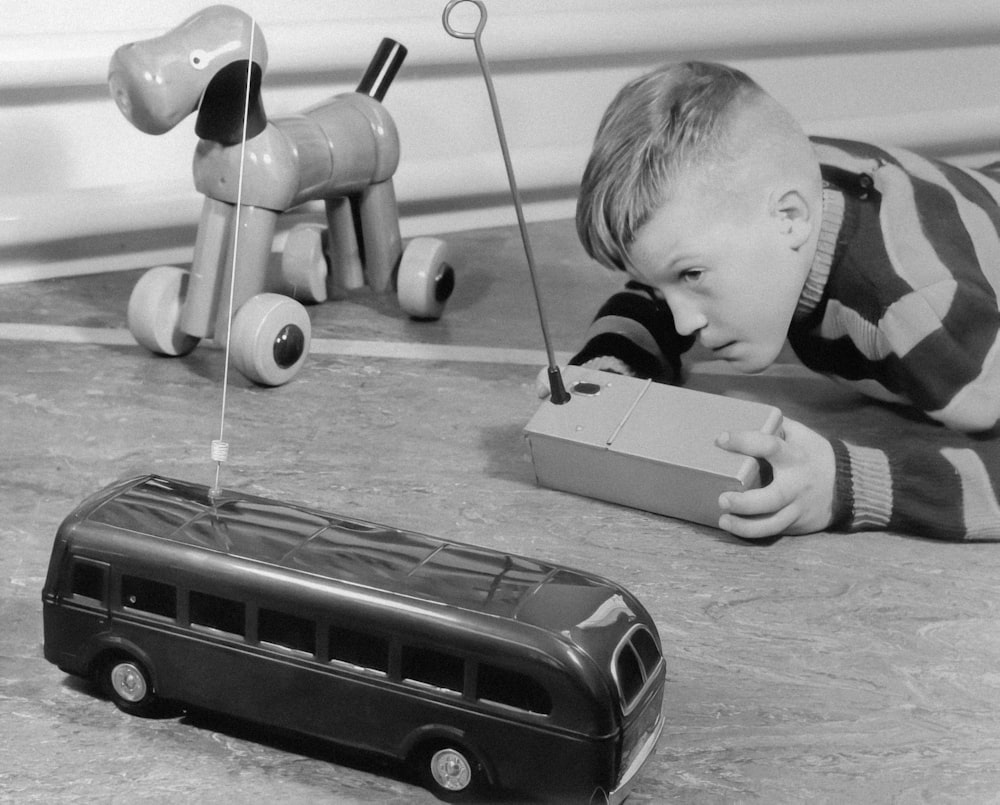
xmin=418 ymin=743 xmax=485 ymax=801
xmin=100 ymin=655 xmax=159 ymax=717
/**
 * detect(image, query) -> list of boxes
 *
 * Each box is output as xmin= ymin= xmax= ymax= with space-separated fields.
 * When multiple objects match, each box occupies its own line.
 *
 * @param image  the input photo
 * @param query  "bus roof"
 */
xmin=72 ymin=476 xmax=647 ymax=641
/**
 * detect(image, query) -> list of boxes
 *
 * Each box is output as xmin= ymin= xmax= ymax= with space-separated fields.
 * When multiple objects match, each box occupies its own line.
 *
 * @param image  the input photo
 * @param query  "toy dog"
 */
xmin=109 ymin=5 xmax=454 ymax=385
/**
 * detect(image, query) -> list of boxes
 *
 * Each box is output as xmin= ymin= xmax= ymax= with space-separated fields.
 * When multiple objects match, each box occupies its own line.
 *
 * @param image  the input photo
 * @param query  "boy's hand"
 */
xmin=715 ymin=418 xmax=835 ymax=539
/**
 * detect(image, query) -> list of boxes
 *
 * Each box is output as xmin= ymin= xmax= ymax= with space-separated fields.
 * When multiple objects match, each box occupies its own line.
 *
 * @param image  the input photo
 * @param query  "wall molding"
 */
xmin=4 ymin=1 xmax=1000 ymax=90
xmin=3 ymin=106 xmax=998 ymax=249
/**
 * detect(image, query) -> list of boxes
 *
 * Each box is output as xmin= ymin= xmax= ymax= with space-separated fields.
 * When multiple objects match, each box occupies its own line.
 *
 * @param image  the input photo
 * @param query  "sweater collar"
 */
xmin=794 ymin=186 xmax=845 ymax=321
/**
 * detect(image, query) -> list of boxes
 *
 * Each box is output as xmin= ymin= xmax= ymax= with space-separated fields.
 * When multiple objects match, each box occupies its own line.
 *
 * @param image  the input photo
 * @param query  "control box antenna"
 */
xmin=443 ymin=0 xmax=569 ymax=404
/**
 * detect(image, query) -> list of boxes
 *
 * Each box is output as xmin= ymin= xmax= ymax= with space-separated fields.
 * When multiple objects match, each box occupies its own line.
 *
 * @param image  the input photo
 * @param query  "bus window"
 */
xmin=258 ymin=607 xmax=316 ymax=655
xmin=189 ymin=590 xmax=245 ymax=637
xmin=477 ymin=663 xmax=552 ymax=715
xmin=630 ymin=626 xmax=661 ymax=677
xmin=615 ymin=627 xmax=662 ymax=710
xmin=328 ymin=625 xmax=389 ymax=674
xmin=401 ymin=646 xmax=464 ymax=694
xmin=615 ymin=643 xmax=645 ymax=706
xmin=121 ymin=575 xmax=177 ymax=620
xmin=69 ymin=560 xmax=107 ymax=605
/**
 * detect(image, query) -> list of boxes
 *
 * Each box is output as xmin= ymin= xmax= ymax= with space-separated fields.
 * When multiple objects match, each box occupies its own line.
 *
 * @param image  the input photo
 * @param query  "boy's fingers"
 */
xmin=719 ymin=506 xmax=796 ymax=539
xmin=535 ymin=366 xmax=552 ymax=398
xmin=719 ymin=484 xmax=789 ymax=516
xmin=719 ymin=482 xmax=800 ymax=538
xmin=717 ymin=429 xmax=783 ymax=459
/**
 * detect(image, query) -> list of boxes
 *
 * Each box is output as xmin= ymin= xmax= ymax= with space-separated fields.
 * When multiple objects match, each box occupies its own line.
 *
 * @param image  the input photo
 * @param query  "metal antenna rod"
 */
xmin=443 ymin=0 xmax=570 ymax=403
xmin=210 ymin=15 xmax=259 ymax=498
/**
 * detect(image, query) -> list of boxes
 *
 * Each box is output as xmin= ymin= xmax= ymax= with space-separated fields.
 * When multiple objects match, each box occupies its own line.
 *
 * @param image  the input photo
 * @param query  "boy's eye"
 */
xmin=679 ymin=268 xmax=703 ymax=283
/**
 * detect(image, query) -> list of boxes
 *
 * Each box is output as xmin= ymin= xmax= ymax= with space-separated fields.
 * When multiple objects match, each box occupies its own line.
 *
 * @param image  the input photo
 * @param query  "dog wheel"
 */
xmin=126 ymin=265 xmax=200 ymax=356
xmin=230 ymin=293 xmax=311 ymax=386
xmin=396 ymin=237 xmax=455 ymax=320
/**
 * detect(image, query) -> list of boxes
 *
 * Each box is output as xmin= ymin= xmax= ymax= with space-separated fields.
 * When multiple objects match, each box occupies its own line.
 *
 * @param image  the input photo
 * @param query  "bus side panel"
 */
xmin=618 ymin=673 xmax=665 ymax=787
xmin=210 ymin=654 xmax=404 ymax=755
xmin=42 ymin=603 xmax=109 ymax=676
xmin=374 ymin=691 xmax=618 ymax=799
xmin=458 ymin=717 xmax=617 ymax=800
xmin=109 ymin=621 xmax=404 ymax=757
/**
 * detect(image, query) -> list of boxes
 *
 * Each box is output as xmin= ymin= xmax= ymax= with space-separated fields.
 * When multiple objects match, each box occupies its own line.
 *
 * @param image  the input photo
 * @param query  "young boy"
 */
xmin=562 ymin=61 xmax=999 ymax=541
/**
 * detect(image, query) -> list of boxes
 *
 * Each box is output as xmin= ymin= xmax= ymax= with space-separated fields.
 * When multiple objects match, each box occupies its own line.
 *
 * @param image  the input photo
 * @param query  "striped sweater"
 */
xmin=570 ymin=137 xmax=1000 ymax=540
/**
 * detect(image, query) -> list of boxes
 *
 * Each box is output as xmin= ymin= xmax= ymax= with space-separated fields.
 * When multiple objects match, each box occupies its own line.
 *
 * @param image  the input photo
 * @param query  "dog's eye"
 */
xmin=190 ymin=50 xmax=209 ymax=70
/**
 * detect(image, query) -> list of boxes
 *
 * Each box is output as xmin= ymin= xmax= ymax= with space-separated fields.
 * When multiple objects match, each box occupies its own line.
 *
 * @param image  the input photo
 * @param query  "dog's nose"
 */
xmin=108 ymin=70 xmax=133 ymax=120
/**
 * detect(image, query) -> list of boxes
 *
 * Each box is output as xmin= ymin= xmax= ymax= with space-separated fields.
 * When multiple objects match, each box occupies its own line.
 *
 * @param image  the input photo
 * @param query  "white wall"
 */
xmin=2 ymin=0 xmax=999 ymax=281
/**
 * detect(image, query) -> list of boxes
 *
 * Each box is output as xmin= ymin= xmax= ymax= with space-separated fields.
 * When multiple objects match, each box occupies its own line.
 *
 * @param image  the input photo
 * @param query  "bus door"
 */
xmin=44 ymin=557 xmax=111 ymax=668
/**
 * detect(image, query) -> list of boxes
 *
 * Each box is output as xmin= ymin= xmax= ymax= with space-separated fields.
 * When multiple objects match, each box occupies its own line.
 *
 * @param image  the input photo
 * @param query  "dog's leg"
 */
xmin=325 ymin=195 xmax=364 ymax=298
xmin=182 ymin=198 xmax=232 ymax=339
xmin=213 ymin=205 xmax=279 ymax=342
xmin=357 ymin=179 xmax=402 ymax=294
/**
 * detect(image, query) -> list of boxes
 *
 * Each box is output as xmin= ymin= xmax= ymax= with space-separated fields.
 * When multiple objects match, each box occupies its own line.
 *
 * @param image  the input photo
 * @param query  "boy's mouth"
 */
xmin=709 ymin=341 xmax=737 ymax=355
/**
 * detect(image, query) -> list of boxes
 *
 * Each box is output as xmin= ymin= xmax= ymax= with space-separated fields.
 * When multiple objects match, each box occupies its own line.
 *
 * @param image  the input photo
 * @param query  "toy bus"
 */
xmin=42 ymin=475 xmax=664 ymax=802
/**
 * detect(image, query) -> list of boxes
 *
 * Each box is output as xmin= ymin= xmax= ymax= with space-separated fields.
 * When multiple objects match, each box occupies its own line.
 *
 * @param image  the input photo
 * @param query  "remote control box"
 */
xmin=524 ymin=366 xmax=783 ymax=527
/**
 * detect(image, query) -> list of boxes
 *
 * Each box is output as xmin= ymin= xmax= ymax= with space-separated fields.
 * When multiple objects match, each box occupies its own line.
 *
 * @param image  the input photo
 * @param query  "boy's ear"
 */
xmin=773 ymin=189 xmax=813 ymax=249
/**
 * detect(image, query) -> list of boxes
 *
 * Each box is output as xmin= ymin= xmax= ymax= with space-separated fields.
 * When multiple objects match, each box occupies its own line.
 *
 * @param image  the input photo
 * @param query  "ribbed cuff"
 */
xmin=840 ymin=441 xmax=893 ymax=531
xmin=829 ymin=439 xmax=854 ymax=530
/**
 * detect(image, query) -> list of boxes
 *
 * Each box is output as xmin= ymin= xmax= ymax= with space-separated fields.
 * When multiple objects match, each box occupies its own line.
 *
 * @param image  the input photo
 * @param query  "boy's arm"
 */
xmin=830 ymin=433 xmax=1000 ymax=540
xmin=569 ymin=282 xmax=695 ymax=384
xmin=718 ymin=423 xmax=1000 ymax=541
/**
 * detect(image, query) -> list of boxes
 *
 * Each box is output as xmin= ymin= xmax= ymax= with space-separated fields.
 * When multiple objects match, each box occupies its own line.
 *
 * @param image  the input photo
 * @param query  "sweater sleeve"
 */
xmin=569 ymin=282 xmax=695 ymax=384
xmin=829 ymin=433 xmax=1000 ymax=540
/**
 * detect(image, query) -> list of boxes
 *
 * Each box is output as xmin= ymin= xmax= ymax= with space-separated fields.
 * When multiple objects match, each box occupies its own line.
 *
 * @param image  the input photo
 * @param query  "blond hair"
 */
xmin=577 ymin=62 xmax=771 ymax=272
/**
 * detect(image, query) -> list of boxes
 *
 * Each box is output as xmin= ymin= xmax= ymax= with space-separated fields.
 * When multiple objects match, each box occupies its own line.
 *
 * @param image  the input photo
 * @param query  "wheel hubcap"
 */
xmin=430 ymin=748 xmax=471 ymax=791
xmin=273 ymin=324 xmax=305 ymax=369
xmin=111 ymin=663 xmax=147 ymax=703
xmin=434 ymin=264 xmax=456 ymax=303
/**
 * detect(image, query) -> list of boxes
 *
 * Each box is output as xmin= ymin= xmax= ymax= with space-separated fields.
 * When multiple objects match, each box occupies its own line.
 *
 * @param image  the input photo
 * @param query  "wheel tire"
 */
xmin=396 ymin=237 xmax=455 ymax=320
xmin=278 ymin=224 xmax=328 ymax=303
xmin=230 ymin=293 xmax=311 ymax=386
xmin=419 ymin=744 xmax=484 ymax=801
xmin=126 ymin=265 xmax=200 ymax=356
xmin=101 ymin=655 xmax=159 ymax=717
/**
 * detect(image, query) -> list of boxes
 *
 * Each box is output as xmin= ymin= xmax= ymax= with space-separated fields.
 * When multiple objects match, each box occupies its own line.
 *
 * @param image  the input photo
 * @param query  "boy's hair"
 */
xmin=576 ymin=61 xmax=766 ymax=272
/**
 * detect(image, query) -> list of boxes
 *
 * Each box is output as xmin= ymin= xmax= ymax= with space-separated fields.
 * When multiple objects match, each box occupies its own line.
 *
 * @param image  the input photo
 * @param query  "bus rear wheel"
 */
xmin=100 ymin=655 xmax=160 ymax=717
xmin=418 ymin=743 xmax=485 ymax=801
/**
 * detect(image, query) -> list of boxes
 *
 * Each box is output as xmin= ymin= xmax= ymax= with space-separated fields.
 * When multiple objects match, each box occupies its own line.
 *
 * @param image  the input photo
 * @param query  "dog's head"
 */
xmin=109 ymin=5 xmax=268 ymax=137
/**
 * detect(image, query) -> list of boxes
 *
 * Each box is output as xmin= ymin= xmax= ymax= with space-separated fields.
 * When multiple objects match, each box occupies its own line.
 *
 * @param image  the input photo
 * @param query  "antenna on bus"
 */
xmin=443 ymin=0 xmax=570 ymax=404
xmin=209 ymin=16 xmax=259 ymax=498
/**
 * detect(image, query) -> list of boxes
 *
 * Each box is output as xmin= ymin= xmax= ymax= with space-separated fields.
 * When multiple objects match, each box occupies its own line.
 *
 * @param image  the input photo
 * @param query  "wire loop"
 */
xmin=442 ymin=0 xmax=487 ymax=41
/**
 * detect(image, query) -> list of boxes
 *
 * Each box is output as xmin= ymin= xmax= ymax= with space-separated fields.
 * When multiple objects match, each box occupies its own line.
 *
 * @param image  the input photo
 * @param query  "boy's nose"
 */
xmin=665 ymin=295 xmax=707 ymax=337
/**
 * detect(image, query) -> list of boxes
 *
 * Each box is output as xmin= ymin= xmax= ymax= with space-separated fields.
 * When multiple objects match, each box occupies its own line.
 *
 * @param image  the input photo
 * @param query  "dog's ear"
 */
xmin=195 ymin=60 xmax=267 ymax=145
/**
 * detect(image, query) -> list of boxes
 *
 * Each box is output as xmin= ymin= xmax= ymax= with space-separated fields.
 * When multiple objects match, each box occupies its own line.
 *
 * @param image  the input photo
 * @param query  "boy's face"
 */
xmin=627 ymin=175 xmax=811 ymax=373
